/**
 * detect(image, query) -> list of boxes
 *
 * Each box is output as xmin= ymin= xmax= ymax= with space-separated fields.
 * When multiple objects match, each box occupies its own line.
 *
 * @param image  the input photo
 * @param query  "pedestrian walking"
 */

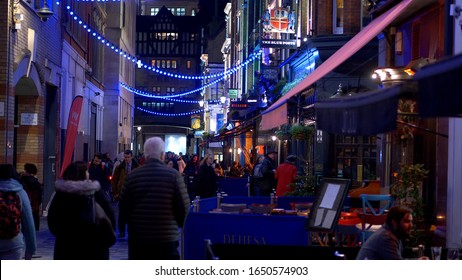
xmin=258 ymin=150 xmax=278 ymax=196
xmin=111 ymin=150 xmax=139 ymax=238
xmin=275 ymin=155 xmax=298 ymax=196
xmin=0 ymin=164 xmax=36 ymax=260
xmin=47 ymin=161 xmax=116 ymax=260
xmin=195 ymin=153 xmax=218 ymax=198
xmin=119 ymin=137 xmax=190 ymax=259
xmin=20 ymin=163 xmax=43 ymax=230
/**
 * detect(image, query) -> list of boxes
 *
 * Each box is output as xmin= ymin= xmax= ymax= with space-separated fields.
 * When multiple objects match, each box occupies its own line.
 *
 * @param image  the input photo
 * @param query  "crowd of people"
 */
xmin=0 ymin=142 xmax=432 ymax=260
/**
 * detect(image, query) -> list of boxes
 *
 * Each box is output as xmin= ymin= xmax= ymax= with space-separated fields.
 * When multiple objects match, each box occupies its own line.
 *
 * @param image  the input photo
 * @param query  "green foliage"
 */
xmin=286 ymin=155 xmax=316 ymax=197
xmin=391 ymin=163 xmax=429 ymax=246
xmin=289 ymin=124 xmax=314 ymax=140
xmin=202 ymin=132 xmax=213 ymax=141
xmin=275 ymin=124 xmax=291 ymax=140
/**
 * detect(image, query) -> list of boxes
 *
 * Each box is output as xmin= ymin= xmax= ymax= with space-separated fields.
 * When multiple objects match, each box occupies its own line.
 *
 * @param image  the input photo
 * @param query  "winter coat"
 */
xmin=111 ymin=159 xmax=139 ymax=201
xmin=275 ymin=162 xmax=298 ymax=196
xmin=47 ymin=180 xmax=116 ymax=260
xmin=195 ymin=163 xmax=218 ymax=198
xmin=19 ymin=173 xmax=43 ymax=213
xmin=88 ymin=163 xmax=111 ymax=192
xmin=259 ymin=157 xmax=277 ymax=193
xmin=0 ymin=179 xmax=36 ymax=257
xmin=119 ymin=158 xmax=190 ymax=243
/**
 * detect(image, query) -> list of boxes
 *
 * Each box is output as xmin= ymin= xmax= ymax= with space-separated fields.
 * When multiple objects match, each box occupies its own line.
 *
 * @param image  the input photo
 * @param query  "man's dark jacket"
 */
xmin=119 ymin=158 xmax=190 ymax=243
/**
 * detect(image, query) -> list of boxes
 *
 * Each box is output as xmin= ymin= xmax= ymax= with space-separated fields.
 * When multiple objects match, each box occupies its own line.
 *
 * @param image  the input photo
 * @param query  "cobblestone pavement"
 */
xmin=33 ymin=216 xmax=129 ymax=260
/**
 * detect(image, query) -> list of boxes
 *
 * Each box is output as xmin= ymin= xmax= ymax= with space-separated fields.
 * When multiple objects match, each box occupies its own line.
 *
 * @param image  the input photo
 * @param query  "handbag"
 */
xmin=92 ymin=196 xmax=116 ymax=248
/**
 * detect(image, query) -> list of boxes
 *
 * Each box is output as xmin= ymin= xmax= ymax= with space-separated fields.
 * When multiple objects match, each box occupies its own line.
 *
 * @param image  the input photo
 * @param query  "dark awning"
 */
xmin=414 ymin=53 xmax=462 ymax=118
xmin=315 ymin=86 xmax=403 ymax=135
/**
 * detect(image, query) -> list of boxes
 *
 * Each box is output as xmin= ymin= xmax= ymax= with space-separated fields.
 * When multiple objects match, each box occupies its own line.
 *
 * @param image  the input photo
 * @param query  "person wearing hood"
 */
xmin=0 ymin=164 xmax=36 ymax=260
xmin=47 ymin=161 xmax=116 ymax=260
xmin=275 ymin=155 xmax=298 ymax=196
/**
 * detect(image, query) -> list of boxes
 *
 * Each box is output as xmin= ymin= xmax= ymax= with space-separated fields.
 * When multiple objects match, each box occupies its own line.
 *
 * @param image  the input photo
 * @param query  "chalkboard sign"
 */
xmin=305 ymin=178 xmax=350 ymax=232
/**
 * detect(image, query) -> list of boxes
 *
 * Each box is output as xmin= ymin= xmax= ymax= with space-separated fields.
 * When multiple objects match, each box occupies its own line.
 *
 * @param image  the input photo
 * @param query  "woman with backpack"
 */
xmin=251 ymin=155 xmax=265 ymax=196
xmin=0 ymin=164 xmax=36 ymax=260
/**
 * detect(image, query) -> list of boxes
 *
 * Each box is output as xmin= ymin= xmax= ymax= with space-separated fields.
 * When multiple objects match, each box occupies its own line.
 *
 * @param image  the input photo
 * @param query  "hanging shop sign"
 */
xmin=230 ymin=101 xmax=248 ymax=110
xmin=261 ymin=38 xmax=297 ymax=49
xmin=228 ymin=89 xmax=238 ymax=99
xmin=262 ymin=3 xmax=296 ymax=34
xmin=191 ymin=114 xmax=201 ymax=130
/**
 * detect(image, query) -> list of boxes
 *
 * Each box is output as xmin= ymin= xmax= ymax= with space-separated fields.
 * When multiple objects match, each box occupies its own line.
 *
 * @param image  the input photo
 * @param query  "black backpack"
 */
xmin=0 ymin=191 xmax=22 ymax=239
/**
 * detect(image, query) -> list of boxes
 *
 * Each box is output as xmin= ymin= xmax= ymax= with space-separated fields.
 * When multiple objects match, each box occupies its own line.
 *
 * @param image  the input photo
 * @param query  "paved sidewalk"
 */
xmin=33 ymin=216 xmax=129 ymax=260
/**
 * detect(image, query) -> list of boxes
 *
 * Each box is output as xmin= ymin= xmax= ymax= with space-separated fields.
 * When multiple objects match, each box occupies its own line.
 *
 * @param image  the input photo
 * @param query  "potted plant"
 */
xmin=202 ymin=132 xmax=213 ymax=142
xmin=289 ymin=124 xmax=314 ymax=140
xmin=391 ymin=163 xmax=429 ymax=246
xmin=275 ymin=124 xmax=291 ymax=140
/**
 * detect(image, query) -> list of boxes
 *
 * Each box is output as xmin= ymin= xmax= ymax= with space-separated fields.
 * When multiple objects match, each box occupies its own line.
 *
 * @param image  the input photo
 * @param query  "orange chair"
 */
xmin=336 ymin=212 xmax=362 ymax=247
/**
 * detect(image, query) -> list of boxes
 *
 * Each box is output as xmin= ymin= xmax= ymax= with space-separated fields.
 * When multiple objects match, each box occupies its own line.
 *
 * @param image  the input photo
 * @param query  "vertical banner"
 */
xmin=60 ymin=96 xmax=83 ymax=177
xmin=216 ymin=113 xmax=224 ymax=132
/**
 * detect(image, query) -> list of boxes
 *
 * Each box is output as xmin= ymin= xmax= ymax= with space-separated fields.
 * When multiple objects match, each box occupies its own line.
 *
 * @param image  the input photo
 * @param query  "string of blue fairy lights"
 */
xmin=58 ymin=1 xmax=260 ymax=116
xmin=137 ymin=107 xmax=205 ymax=117
xmin=59 ymin=3 xmax=262 ymax=81
xmin=121 ymin=83 xmax=221 ymax=104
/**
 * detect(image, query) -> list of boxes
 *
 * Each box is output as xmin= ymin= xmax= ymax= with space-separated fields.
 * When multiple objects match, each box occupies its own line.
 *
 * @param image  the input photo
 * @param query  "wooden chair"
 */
xmin=359 ymin=194 xmax=394 ymax=243
xmin=336 ymin=212 xmax=362 ymax=247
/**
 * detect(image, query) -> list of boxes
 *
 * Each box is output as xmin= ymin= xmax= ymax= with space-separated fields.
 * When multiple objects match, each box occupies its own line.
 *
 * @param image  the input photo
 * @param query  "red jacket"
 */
xmin=275 ymin=162 xmax=297 ymax=196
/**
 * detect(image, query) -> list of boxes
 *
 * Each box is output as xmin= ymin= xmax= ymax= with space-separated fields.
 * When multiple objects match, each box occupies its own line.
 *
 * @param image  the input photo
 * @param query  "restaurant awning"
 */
xmin=260 ymin=102 xmax=288 ymax=131
xmin=414 ymin=53 xmax=462 ymax=118
xmin=261 ymin=0 xmax=415 ymax=116
xmin=315 ymin=85 xmax=403 ymax=135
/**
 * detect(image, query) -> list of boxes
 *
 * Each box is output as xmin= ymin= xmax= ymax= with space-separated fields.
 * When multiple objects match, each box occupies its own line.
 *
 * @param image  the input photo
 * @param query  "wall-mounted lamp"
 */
xmin=137 ymin=126 xmax=142 ymax=132
xmin=220 ymin=96 xmax=227 ymax=104
xmin=198 ymin=100 xmax=204 ymax=107
xmin=36 ymin=2 xmax=54 ymax=22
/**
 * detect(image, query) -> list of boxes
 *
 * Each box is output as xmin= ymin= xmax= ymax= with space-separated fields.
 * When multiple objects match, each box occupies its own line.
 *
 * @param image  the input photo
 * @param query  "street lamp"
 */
xmin=134 ymin=126 xmax=142 ymax=156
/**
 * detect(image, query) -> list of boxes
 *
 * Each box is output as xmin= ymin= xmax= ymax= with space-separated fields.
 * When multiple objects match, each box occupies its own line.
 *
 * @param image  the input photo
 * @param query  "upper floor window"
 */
xmin=155 ymin=32 xmax=178 ymax=40
xmin=361 ymin=0 xmax=372 ymax=28
xmin=176 ymin=8 xmax=186 ymax=16
xmin=150 ymin=8 xmax=160 ymax=16
xmin=333 ymin=0 xmax=344 ymax=34
xmin=151 ymin=59 xmax=177 ymax=69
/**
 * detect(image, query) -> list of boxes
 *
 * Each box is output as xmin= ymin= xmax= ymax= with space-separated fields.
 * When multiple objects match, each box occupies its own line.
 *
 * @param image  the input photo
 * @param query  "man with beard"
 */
xmin=356 ymin=206 xmax=415 ymax=260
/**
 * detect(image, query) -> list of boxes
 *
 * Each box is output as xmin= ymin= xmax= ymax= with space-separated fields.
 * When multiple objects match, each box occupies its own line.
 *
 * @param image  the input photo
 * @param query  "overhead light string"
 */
xmin=136 ymin=107 xmax=205 ymax=117
xmin=121 ymin=83 xmax=222 ymax=104
xmin=59 ymin=3 xmax=262 ymax=80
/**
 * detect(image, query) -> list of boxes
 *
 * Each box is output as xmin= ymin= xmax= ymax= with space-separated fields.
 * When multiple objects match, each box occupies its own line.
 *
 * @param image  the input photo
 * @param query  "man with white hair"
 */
xmin=119 ymin=137 xmax=190 ymax=259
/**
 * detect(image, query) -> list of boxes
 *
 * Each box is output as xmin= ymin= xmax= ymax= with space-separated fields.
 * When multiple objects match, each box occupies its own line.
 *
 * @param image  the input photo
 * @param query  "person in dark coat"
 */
xmin=258 ymin=150 xmax=278 ymax=196
xmin=195 ymin=153 xmax=218 ymax=198
xmin=119 ymin=137 xmax=190 ymax=260
xmin=111 ymin=150 xmax=139 ymax=238
xmin=356 ymin=206 xmax=415 ymax=260
xmin=88 ymin=153 xmax=111 ymax=195
xmin=20 ymin=163 xmax=43 ymax=230
xmin=47 ymin=161 xmax=116 ymax=260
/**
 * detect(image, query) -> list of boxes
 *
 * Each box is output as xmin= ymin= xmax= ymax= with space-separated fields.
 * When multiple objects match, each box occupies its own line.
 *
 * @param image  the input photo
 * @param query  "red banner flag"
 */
xmin=60 ymin=96 xmax=83 ymax=177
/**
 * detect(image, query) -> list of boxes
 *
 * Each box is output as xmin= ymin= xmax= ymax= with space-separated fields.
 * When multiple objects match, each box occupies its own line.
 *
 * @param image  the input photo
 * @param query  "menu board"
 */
xmin=305 ymin=178 xmax=350 ymax=232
